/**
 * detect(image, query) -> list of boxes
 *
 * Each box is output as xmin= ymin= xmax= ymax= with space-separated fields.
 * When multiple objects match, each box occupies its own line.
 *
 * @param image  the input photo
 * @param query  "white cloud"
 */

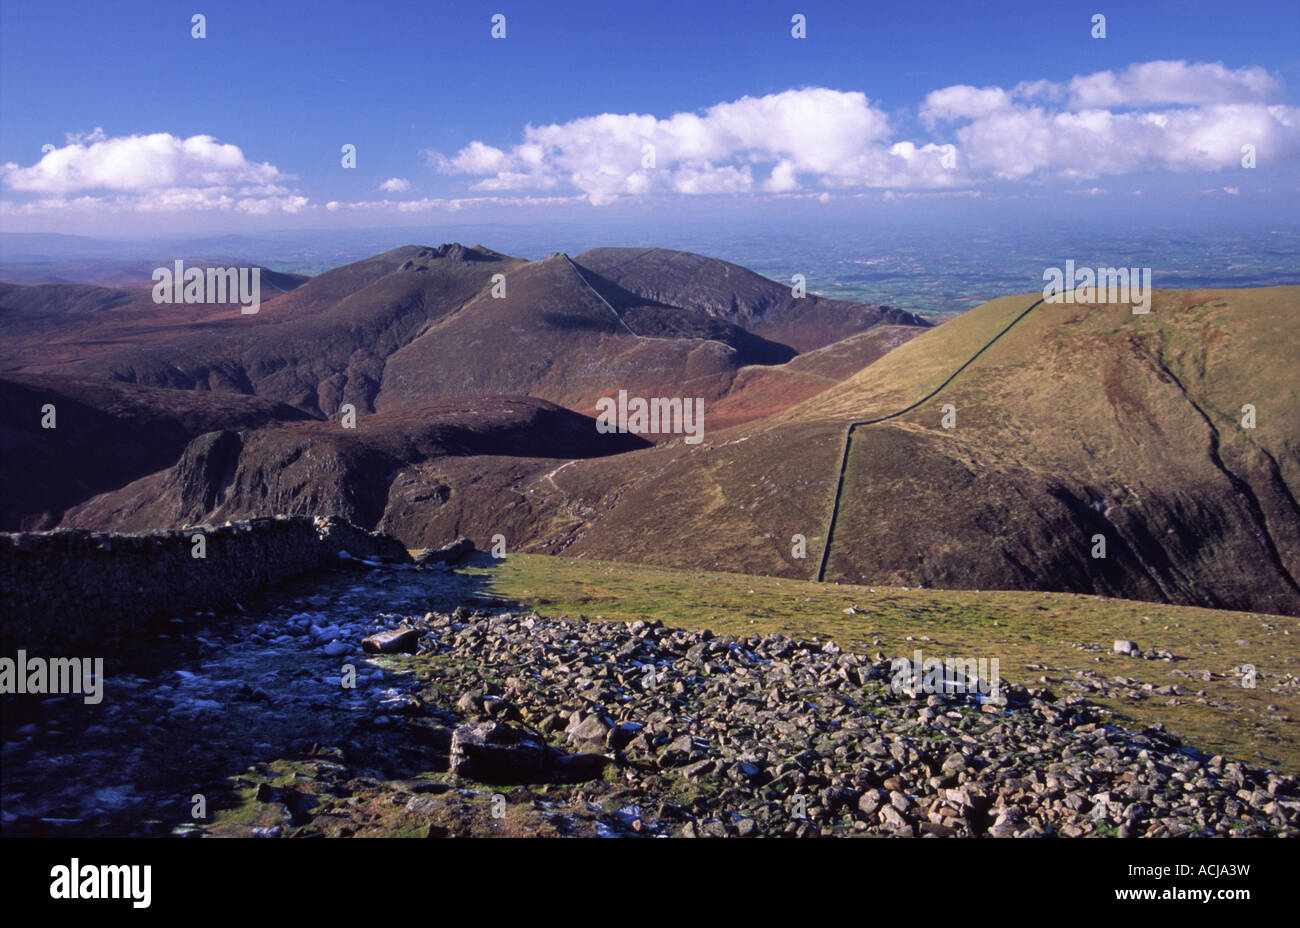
xmin=919 ymin=62 xmax=1298 ymax=182
xmin=5 ymin=60 xmax=1295 ymax=223
xmin=423 ymin=88 xmax=943 ymax=205
xmin=0 ymin=129 xmax=306 ymax=215
xmin=920 ymin=85 xmax=1012 ymax=125
xmin=1066 ymin=60 xmax=1280 ymax=108
xmin=764 ymin=160 xmax=799 ymax=192
xmin=420 ymin=63 xmax=1296 ymax=204
xmin=946 ymin=101 xmax=1299 ymax=180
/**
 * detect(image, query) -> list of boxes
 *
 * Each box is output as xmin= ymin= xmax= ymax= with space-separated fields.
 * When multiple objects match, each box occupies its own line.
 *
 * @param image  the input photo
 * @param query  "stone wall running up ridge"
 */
xmin=0 ymin=515 xmax=411 ymax=653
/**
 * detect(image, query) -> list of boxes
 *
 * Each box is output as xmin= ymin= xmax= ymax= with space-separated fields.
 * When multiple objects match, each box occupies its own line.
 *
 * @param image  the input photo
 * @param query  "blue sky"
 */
xmin=2 ymin=0 xmax=1298 ymax=236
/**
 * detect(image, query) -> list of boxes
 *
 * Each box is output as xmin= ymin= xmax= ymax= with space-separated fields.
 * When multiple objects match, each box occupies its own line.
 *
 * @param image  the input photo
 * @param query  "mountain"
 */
xmin=374 ymin=251 xmax=801 ymax=420
xmin=6 ymin=246 xmax=1292 ymax=617
xmin=500 ymin=286 xmax=1300 ymax=616
xmin=573 ymin=246 xmax=929 ymax=351
xmin=0 ymin=268 xmax=309 ymax=370
xmin=4 ymin=243 xmax=925 ymax=428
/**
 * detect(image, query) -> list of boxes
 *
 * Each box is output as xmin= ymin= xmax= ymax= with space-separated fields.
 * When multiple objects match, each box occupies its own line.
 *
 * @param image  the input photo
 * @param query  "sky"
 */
xmin=1 ymin=0 xmax=1298 ymax=237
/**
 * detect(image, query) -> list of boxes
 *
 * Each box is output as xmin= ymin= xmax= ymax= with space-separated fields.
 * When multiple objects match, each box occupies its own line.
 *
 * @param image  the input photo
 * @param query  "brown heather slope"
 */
xmin=574 ymin=246 xmax=929 ymax=351
xmin=0 ymin=269 xmax=308 ymax=370
xmin=11 ymin=244 xmax=924 ymax=432
xmin=52 ymin=244 xmax=522 ymax=417
xmin=33 ymin=280 xmax=1298 ymax=617
xmin=703 ymin=324 xmax=924 ymax=430
xmin=493 ymin=286 xmax=1300 ymax=617
xmin=374 ymin=252 xmax=799 ymax=424
xmin=4 ymin=245 xmax=927 ymax=542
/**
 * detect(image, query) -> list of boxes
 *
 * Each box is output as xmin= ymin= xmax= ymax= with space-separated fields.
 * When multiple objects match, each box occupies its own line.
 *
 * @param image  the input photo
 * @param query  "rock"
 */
xmin=1113 ymin=640 xmax=1140 ymax=656
xmin=684 ymin=759 xmax=717 ymax=779
xmin=567 ymin=714 xmax=613 ymax=749
xmin=554 ymin=752 xmax=613 ymax=782
xmin=405 ymin=796 xmax=442 ymax=816
xmin=323 ymin=639 xmax=350 ymax=657
xmin=449 ymin=721 xmax=545 ymax=784
xmin=941 ymin=752 xmax=969 ymax=775
xmin=609 ymin=721 xmax=642 ymax=750
xmin=414 ymin=538 xmax=475 ymax=566
xmin=858 ymin=790 xmax=885 ymax=816
xmin=362 ymin=627 xmax=421 ymax=654
xmin=658 ymin=734 xmax=702 ymax=768
xmin=879 ymin=805 xmax=910 ymax=830
xmin=919 ymin=822 xmax=957 ymax=837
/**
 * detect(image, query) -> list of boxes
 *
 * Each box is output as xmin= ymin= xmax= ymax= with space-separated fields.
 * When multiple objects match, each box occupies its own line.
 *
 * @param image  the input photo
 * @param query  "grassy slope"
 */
xmin=521 ymin=286 xmax=1299 ymax=616
xmin=462 ymin=552 xmax=1300 ymax=774
xmin=811 ymin=287 xmax=1300 ymax=613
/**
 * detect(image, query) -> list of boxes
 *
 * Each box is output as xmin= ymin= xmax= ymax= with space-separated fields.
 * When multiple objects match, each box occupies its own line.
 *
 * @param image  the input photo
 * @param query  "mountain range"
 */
xmin=1 ymin=244 xmax=1295 ymax=617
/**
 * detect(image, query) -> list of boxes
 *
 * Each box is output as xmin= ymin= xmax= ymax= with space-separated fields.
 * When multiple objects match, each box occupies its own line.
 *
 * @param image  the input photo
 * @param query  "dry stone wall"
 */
xmin=0 ymin=515 xmax=410 ymax=652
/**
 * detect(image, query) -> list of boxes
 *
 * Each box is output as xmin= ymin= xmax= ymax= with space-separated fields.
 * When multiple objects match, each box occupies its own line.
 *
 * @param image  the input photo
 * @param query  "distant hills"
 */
xmin=2 ymin=243 xmax=926 ymax=420
xmin=1 ymin=245 xmax=1295 ymax=616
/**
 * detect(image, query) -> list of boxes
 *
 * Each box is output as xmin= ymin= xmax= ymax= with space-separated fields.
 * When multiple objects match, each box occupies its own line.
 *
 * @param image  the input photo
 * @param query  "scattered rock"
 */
xmin=362 ymin=627 xmax=421 ymax=654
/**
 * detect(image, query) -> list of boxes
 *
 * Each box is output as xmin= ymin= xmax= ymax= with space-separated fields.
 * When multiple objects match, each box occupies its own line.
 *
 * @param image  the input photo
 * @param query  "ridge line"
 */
xmin=561 ymin=254 xmax=641 ymax=338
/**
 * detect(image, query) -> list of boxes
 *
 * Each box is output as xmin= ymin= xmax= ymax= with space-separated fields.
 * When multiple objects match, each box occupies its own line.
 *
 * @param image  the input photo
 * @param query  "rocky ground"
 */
xmin=4 ymin=558 xmax=1298 ymax=838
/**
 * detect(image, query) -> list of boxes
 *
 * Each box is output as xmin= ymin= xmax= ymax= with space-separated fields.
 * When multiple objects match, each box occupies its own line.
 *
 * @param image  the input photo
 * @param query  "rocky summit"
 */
xmin=6 ymin=557 xmax=1295 ymax=838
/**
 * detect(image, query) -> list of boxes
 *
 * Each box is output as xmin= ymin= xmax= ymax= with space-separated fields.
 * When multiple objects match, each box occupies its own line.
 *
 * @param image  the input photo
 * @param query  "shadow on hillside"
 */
xmin=0 ymin=560 xmax=514 ymax=836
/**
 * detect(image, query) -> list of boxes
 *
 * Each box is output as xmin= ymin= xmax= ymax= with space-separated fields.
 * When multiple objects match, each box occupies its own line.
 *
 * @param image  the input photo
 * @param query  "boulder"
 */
xmin=362 ymin=627 xmax=421 ymax=654
xmin=449 ymin=721 xmax=545 ymax=784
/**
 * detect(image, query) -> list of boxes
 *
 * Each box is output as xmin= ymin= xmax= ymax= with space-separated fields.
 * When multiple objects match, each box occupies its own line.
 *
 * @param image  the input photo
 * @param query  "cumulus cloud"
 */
xmin=919 ymin=61 xmax=1297 ymax=182
xmin=920 ymin=85 xmax=1013 ymax=125
xmin=0 ymin=128 xmax=305 ymax=214
xmin=5 ymin=60 xmax=1295 ymax=221
xmin=423 ymin=88 xmax=953 ymax=205
xmin=1066 ymin=60 xmax=1280 ymax=108
xmin=419 ymin=61 xmax=1297 ymax=203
